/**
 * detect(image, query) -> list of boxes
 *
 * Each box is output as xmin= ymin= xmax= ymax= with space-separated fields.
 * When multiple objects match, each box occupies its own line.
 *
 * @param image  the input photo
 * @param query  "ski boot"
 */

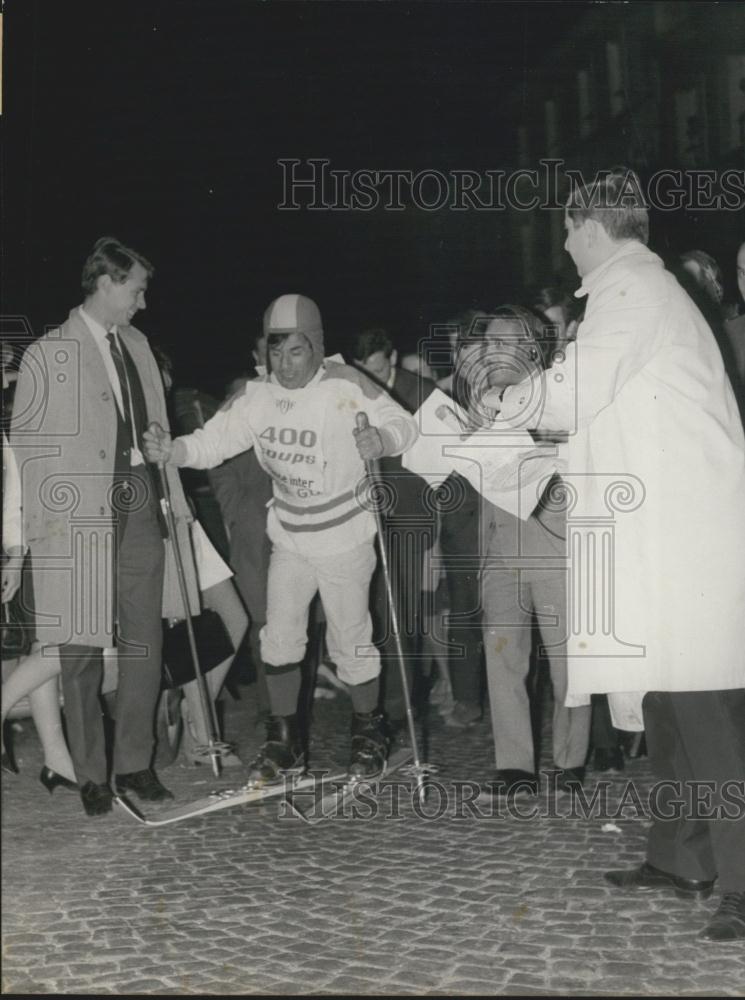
xmin=245 ymin=714 xmax=304 ymax=787
xmin=348 ymin=710 xmax=389 ymax=780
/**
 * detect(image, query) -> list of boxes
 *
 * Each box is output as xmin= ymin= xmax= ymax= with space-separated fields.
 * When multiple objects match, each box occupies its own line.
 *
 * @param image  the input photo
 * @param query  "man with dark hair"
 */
xmin=10 ymin=237 xmax=193 ymax=816
xmin=145 ymin=296 xmax=418 ymax=782
xmin=80 ymin=236 xmax=155 ymax=296
xmin=352 ymin=328 xmax=436 ymax=728
xmin=565 ymin=166 xmax=649 ymax=245
xmin=531 ymin=286 xmax=581 ymax=357
xmin=491 ymin=167 xmax=745 ymax=941
xmin=679 ymin=249 xmax=725 ymax=308
xmin=477 ymin=306 xmax=590 ymax=796
xmin=351 ymin=329 xmax=398 ymax=387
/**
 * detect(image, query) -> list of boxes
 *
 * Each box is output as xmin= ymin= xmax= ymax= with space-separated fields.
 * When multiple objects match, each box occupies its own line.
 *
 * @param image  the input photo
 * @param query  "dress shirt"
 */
xmin=79 ymin=306 xmax=125 ymax=417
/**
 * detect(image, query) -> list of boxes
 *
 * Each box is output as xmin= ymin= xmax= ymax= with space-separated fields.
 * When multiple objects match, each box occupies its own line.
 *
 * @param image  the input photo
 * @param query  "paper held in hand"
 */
xmin=401 ymin=388 xmax=563 ymax=520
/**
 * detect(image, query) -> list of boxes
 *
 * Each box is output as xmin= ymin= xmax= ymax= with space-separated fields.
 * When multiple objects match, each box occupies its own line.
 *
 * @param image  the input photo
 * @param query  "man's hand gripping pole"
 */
xmin=148 ymin=421 xmax=229 ymax=778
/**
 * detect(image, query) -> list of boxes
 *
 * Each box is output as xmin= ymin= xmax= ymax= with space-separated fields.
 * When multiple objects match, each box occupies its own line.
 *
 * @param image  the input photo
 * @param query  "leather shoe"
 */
xmin=115 ymin=768 xmax=174 ymax=802
xmin=40 ymin=766 xmax=79 ymax=794
xmin=700 ymin=892 xmax=745 ymax=941
xmin=483 ymin=769 xmax=538 ymax=798
xmin=80 ymin=781 xmax=114 ymax=817
xmin=593 ymin=747 xmax=624 ymax=773
xmin=1 ymin=728 xmax=18 ymax=775
xmin=555 ymin=766 xmax=586 ymax=793
xmin=604 ymin=861 xmax=715 ymax=900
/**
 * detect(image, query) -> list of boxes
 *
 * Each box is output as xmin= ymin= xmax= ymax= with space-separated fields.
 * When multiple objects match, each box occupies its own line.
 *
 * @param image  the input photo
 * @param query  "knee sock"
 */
xmin=349 ymin=677 xmax=380 ymax=715
xmin=265 ymin=663 xmax=302 ymax=717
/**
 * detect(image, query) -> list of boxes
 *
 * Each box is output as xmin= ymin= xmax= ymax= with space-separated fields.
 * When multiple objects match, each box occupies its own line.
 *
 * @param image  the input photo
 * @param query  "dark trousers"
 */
xmin=644 ymin=689 xmax=745 ymax=892
xmin=591 ymin=694 xmax=619 ymax=751
xmin=60 ymin=500 xmax=165 ymax=784
xmin=372 ymin=525 xmax=428 ymax=720
xmin=228 ymin=526 xmax=271 ymax=714
xmin=443 ymin=559 xmax=483 ymax=706
xmin=439 ymin=489 xmax=483 ymax=707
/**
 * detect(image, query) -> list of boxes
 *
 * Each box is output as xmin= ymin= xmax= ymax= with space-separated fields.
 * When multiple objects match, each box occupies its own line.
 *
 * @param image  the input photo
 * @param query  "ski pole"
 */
xmin=355 ymin=411 xmax=429 ymax=805
xmin=155 ymin=454 xmax=227 ymax=778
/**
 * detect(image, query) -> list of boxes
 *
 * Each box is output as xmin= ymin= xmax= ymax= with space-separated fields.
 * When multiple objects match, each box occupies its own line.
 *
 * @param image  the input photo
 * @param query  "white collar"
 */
xmin=80 ymin=305 xmax=117 ymax=343
xmin=575 ymin=240 xmax=647 ymax=298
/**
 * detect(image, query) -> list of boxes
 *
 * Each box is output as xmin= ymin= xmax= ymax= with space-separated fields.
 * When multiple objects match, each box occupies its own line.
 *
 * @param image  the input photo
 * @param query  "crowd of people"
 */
xmin=2 ymin=167 xmax=744 ymax=942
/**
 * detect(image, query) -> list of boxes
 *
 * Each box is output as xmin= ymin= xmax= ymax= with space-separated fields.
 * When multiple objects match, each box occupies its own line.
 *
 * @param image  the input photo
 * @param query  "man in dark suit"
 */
xmin=352 ymin=329 xmax=436 ymax=726
xmin=11 ymin=237 xmax=193 ymax=816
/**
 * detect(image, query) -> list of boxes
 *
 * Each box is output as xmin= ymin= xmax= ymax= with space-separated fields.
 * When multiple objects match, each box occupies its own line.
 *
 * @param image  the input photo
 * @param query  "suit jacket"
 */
xmin=10 ymin=307 xmax=198 ymax=647
xmin=377 ymin=367 xmax=436 ymax=535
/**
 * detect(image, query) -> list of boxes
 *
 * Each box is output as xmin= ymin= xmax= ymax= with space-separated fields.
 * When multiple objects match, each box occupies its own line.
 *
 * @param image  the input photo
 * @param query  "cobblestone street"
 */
xmin=3 ymin=681 xmax=744 ymax=996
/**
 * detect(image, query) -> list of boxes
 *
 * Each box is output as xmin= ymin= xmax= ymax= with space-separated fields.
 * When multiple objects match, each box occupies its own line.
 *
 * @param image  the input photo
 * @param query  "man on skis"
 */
xmin=143 ymin=294 xmax=418 ymax=784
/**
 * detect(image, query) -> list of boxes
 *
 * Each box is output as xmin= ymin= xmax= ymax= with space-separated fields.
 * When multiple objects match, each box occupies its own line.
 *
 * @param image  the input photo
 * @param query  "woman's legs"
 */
xmin=180 ymin=580 xmax=248 ymax=762
xmin=29 ymin=678 xmax=76 ymax=781
xmin=2 ymin=644 xmax=61 ymax=721
xmin=2 ymin=645 xmax=75 ymax=780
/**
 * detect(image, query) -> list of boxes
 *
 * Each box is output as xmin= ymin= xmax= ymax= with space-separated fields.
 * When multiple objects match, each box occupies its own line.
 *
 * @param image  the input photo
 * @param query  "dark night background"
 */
xmin=2 ymin=1 xmax=741 ymax=397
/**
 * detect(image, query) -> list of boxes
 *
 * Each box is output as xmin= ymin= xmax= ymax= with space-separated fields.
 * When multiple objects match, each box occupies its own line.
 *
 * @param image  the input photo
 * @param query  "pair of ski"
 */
xmin=114 ymin=746 xmax=414 ymax=827
xmin=120 ymin=416 xmax=429 ymax=829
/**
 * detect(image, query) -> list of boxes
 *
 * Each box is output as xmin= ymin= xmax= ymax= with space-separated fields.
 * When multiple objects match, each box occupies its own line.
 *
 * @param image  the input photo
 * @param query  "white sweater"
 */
xmin=178 ymin=362 xmax=418 ymax=556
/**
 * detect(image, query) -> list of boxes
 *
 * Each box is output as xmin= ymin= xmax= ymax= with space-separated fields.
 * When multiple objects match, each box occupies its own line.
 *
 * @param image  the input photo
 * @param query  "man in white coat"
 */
xmin=492 ymin=168 xmax=745 ymax=941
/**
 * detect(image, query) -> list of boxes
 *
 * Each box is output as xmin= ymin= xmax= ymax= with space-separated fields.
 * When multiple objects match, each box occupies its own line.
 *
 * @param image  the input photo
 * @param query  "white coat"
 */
xmin=500 ymin=241 xmax=745 ymax=698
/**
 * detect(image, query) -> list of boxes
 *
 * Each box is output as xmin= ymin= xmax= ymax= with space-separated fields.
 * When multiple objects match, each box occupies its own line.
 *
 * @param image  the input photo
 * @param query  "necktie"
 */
xmin=106 ymin=331 xmax=132 ymax=427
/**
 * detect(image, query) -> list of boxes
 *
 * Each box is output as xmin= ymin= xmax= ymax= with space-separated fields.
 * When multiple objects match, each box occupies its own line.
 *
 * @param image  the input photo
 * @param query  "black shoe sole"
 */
xmin=83 ymin=804 xmax=113 ymax=817
xmin=605 ymin=872 xmax=714 ymax=901
xmin=675 ymin=886 xmax=714 ymax=901
xmin=81 ymin=797 xmax=113 ymax=816
xmin=700 ymin=923 xmax=745 ymax=941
